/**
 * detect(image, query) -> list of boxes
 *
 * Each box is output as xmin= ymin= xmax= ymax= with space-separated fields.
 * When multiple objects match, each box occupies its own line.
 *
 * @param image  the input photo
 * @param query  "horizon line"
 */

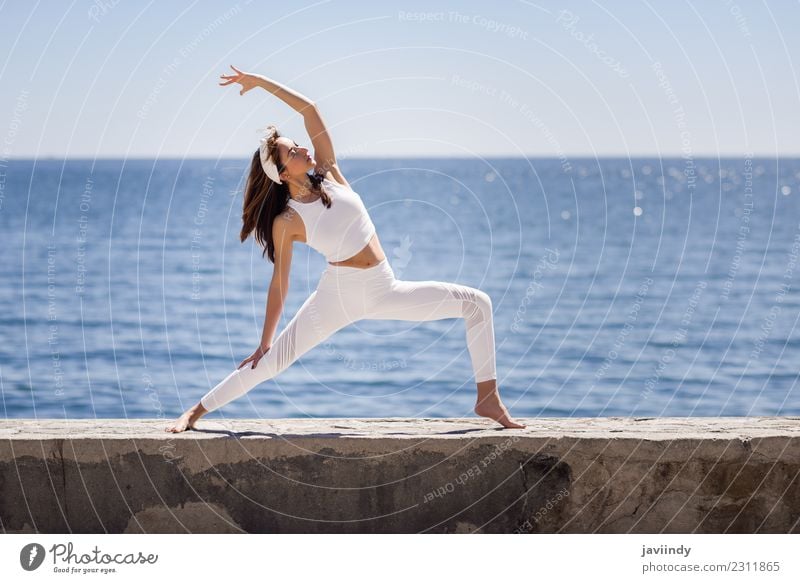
xmin=4 ymin=154 xmax=799 ymax=161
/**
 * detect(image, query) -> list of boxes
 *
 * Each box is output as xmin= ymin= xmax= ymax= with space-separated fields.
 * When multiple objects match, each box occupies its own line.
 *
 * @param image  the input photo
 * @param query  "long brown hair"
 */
xmin=239 ymin=125 xmax=331 ymax=263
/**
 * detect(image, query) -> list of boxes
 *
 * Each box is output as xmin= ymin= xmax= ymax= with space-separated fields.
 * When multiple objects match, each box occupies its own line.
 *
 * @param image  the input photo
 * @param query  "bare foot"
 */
xmin=474 ymin=392 xmax=526 ymax=429
xmin=166 ymin=402 xmax=207 ymax=433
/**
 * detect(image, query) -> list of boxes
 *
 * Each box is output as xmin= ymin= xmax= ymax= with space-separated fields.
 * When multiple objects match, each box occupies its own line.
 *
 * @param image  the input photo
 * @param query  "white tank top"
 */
xmin=286 ymin=176 xmax=377 ymax=262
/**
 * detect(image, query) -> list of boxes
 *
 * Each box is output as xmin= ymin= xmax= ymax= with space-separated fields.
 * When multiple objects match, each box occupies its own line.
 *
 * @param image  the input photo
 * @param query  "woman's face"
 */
xmin=277 ymin=137 xmax=315 ymax=181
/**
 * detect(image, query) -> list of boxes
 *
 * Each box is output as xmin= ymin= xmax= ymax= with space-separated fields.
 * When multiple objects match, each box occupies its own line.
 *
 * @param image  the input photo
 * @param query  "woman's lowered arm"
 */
xmin=261 ymin=217 xmax=294 ymax=348
xmin=237 ymin=216 xmax=294 ymax=370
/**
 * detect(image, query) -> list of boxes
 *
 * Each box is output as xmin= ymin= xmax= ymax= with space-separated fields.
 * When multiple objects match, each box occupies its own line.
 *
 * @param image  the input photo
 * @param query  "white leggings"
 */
xmin=199 ymin=257 xmax=496 ymax=413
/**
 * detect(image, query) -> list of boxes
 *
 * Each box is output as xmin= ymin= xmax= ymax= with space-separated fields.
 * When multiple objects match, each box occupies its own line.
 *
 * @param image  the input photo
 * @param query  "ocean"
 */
xmin=1 ymin=157 xmax=799 ymax=420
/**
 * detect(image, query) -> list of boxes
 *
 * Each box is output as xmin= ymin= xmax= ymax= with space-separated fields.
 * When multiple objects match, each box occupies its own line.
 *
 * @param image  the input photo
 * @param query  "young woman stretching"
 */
xmin=166 ymin=66 xmax=525 ymax=432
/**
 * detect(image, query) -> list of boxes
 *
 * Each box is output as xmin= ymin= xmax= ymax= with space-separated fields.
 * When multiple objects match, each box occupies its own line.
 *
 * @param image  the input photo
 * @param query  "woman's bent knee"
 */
xmin=463 ymin=288 xmax=492 ymax=322
xmin=475 ymin=289 xmax=492 ymax=311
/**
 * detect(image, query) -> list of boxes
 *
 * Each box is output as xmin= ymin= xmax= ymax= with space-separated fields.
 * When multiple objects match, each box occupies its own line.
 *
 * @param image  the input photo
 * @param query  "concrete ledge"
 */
xmin=1 ymin=417 xmax=799 ymax=533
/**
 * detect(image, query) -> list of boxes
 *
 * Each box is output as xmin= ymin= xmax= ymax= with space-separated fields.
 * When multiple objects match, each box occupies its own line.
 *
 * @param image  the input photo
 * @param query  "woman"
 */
xmin=166 ymin=66 xmax=524 ymax=432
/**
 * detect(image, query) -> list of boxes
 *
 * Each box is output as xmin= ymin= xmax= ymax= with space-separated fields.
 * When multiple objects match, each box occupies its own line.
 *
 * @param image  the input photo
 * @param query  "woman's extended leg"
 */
xmin=201 ymin=290 xmax=355 ymax=412
xmin=365 ymin=278 xmax=524 ymax=429
xmin=166 ymin=289 xmax=354 ymax=432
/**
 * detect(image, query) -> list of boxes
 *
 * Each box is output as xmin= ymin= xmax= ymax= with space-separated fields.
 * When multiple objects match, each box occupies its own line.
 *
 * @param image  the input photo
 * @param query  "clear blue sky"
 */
xmin=1 ymin=0 xmax=798 ymax=158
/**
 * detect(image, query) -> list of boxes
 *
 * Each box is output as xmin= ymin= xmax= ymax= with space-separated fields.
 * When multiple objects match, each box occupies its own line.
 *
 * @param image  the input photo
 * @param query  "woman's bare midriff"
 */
xmin=327 ymin=233 xmax=386 ymax=269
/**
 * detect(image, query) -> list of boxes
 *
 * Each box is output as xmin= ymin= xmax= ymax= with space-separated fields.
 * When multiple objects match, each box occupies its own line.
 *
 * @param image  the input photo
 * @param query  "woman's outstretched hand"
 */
xmin=238 ymin=343 xmax=272 ymax=370
xmin=219 ymin=65 xmax=262 ymax=95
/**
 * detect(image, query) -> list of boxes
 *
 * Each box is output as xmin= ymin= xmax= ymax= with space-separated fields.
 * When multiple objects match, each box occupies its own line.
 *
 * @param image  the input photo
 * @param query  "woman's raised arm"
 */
xmin=301 ymin=104 xmax=337 ymax=176
xmin=220 ymin=65 xmax=314 ymax=113
xmin=219 ymin=66 xmax=338 ymax=174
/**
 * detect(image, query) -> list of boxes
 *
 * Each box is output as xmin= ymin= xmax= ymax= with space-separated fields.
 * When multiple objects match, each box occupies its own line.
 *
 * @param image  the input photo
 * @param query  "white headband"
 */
xmin=258 ymin=128 xmax=283 ymax=184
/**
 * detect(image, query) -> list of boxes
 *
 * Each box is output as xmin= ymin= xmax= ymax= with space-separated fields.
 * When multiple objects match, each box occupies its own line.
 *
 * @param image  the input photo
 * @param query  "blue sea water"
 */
xmin=1 ymin=157 xmax=799 ymax=420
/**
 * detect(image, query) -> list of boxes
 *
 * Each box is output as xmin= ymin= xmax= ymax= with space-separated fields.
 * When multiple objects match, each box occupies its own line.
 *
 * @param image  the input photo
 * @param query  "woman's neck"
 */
xmin=287 ymin=173 xmax=314 ymax=200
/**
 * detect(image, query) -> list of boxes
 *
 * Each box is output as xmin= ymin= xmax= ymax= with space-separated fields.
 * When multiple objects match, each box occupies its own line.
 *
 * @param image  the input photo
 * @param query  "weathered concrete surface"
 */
xmin=1 ymin=417 xmax=799 ymax=534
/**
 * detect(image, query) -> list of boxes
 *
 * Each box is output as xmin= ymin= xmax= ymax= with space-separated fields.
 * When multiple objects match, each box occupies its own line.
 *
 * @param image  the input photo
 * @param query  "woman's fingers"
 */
xmin=230 ymin=64 xmax=242 ymax=74
xmin=219 ymin=71 xmax=246 ymax=89
xmin=238 ymin=343 xmax=268 ymax=369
